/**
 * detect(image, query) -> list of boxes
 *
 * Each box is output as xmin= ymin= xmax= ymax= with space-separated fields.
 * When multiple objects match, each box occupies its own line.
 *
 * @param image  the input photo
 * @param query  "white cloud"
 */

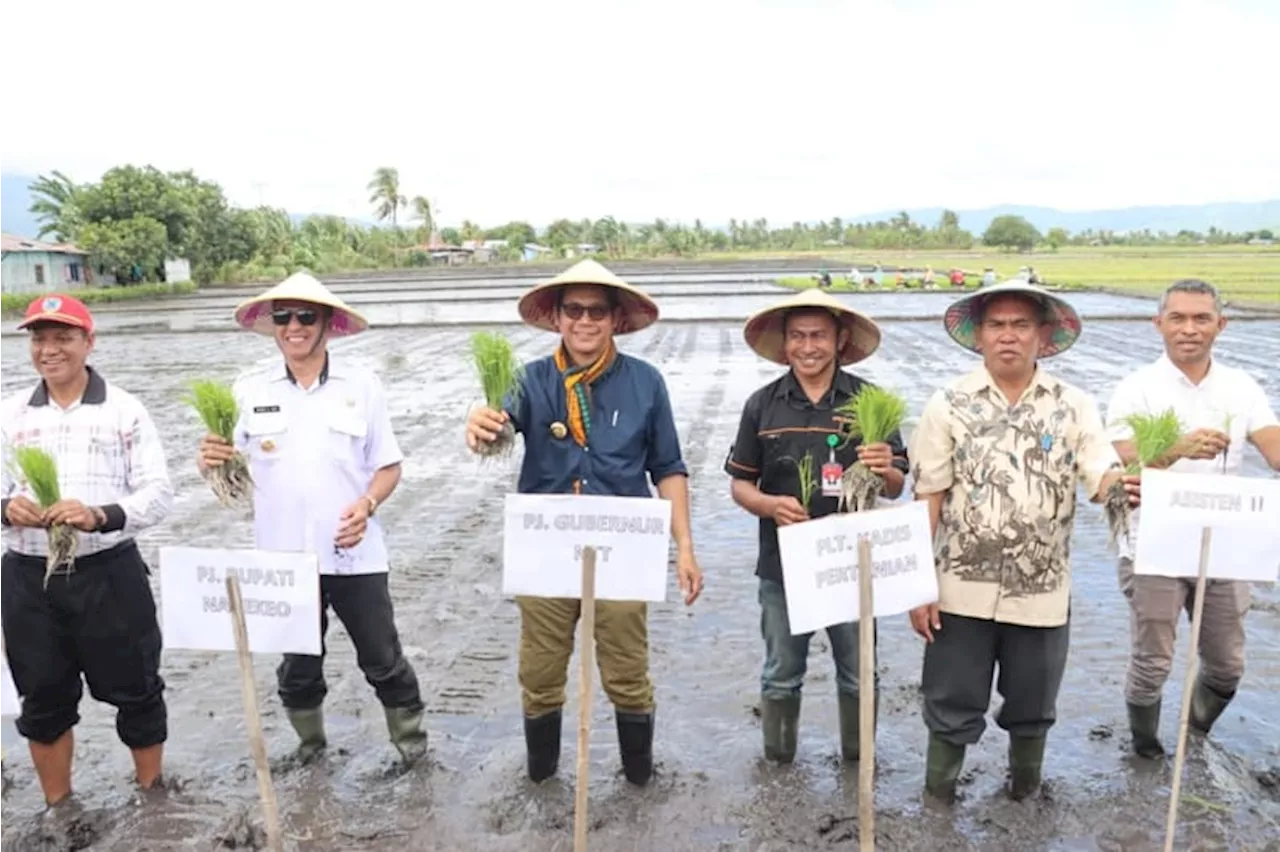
xmin=3 ymin=0 xmax=1277 ymax=226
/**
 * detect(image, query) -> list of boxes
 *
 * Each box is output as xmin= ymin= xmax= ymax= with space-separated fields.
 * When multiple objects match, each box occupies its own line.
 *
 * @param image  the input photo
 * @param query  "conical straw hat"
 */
xmin=743 ymin=288 xmax=882 ymax=366
xmin=943 ymin=279 xmax=1082 ymax=357
xmin=516 ymin=259 xmax=659 ymax=335
xmin=233 ymin=271 xmax=368 ymax=337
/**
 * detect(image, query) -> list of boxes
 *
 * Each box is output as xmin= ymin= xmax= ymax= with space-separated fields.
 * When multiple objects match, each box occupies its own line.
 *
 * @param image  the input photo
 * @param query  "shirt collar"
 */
xmin=28 ymin=365 xmax=107 ymax=407
xmin=1154 ymin=353 xmax=1215 ymax=387
xmin=776 ymin=367 xmax=856 ymax=405
xmin=959 ymin=363 xmax=1057 ymax=401
xmin=281 ymin=351 xmax=333 ymax=386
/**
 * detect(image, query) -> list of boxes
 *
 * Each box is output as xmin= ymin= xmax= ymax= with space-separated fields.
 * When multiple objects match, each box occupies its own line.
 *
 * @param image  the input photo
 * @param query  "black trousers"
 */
xmin=1 ymin=542 xmax=167 ymax=748
xmin=276 ymin=572 xmax=423 ymax=712
xmin=921 ymin=612 xmax=1069 ymax=746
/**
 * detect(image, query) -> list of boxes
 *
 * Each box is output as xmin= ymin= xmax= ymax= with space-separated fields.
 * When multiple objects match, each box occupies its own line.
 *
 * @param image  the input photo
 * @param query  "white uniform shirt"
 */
xmin=1 ymin=367 xmax=174 ymax=557
xmin=1105 ymin=354 xmax=1279 ymax=560
xmin=232 ymin=355 xmax=404 ymax=576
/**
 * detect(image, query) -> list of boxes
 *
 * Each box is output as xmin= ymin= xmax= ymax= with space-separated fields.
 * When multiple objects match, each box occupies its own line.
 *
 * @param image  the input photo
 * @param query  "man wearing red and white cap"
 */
xmin=2 ymin=294 xmax=174 ymax=806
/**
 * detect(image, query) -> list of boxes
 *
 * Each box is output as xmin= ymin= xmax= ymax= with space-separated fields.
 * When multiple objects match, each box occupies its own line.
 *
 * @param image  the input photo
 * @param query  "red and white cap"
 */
xmin=16 ymin=293 xmax=95 ymax=333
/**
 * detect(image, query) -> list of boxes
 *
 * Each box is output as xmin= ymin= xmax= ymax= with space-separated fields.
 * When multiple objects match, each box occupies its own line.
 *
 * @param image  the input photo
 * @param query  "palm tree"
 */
xmin=28 ymin=171 xmax=80 ymax=241
xmin=410 ymin=196 xmax=433 ymax=240
xmin=367 ymin=167 xmax=407 ymax=227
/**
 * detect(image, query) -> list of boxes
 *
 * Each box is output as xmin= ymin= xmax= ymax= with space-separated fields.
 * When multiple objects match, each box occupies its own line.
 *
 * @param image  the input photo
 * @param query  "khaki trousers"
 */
xmin=516 ymin=596 xmax=653 ymax=717
xmin=1118 ymin=558 xmax=1250 ymax=706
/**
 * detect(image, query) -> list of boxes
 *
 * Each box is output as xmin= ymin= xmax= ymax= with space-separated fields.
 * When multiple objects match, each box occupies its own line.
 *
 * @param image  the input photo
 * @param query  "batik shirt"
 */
xmin=910 ymin=365 xmax=1120 ymax=627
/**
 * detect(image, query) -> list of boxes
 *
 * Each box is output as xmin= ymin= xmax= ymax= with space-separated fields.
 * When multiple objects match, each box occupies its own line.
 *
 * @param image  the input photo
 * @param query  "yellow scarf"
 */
xmin=554 ymin=339 xmax=617 ymax=448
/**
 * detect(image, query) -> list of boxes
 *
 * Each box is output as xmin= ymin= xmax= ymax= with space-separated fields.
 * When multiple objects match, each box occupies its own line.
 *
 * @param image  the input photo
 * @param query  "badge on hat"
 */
xmin=42 ymin=296 xmax=62 ymax=312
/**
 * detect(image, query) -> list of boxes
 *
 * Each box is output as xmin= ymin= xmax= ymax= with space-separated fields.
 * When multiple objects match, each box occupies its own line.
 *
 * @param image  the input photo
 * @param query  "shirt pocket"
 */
xmin=244 ymin=412 xmax=289 ymax=465
xmin=326 ymin=411 xmax=368 ymax=466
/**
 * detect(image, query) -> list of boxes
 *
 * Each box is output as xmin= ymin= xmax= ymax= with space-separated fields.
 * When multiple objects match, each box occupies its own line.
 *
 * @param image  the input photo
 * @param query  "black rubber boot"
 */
xmin=1189 ymin=679 xmax=1233 ymax=734
xmin=924 ymin=734 xmax=965 ymax=804
xmin=616 ymin=711 xmax=654 ymax=786
xmin=1127 ymin=701 xmax=1165 ymax=759
xmin=761 ymin=696 xmax=801 ymax=764
xmin=523 ymin=710 xmax=562 ymax=782
xmin=837 ymin=690 xmax=879 ymax=762
xmin=1008 ymin=735 xmax=1046 ymax=801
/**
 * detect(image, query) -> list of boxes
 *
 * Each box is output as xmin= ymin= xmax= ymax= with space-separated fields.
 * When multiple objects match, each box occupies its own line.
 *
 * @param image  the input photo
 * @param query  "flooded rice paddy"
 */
xmin=1 ymin=272 xmax=1278 ymax=851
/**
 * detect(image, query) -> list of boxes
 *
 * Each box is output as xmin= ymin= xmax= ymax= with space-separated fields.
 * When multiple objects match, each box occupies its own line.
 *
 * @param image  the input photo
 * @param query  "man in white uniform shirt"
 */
xmin=197 ymin=272 xmax=427 ymax=764
xmin=1106 ymin=279 xmax=1280 ymax=759
xmin=2 ymin=294 xmax=174 ymax=806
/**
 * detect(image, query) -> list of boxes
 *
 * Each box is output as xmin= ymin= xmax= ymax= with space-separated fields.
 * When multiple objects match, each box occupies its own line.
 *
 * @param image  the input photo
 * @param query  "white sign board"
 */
xmin=1134 ymin=469 xmax=1280 ymax=582
xmin=160 ymin=547 xmax=322 ymax=655
xmin=1 ymin=650 xmax=18 ymax=718
xmin=502 ymin=493 xmax=673 ymax=603
xmin=778 ymin=500 xmax=938 ymax=636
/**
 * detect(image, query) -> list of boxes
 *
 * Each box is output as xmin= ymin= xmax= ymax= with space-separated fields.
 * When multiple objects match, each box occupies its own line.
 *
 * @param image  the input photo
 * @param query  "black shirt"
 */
xmin=724 ymin=369 xmax=910 ymax=584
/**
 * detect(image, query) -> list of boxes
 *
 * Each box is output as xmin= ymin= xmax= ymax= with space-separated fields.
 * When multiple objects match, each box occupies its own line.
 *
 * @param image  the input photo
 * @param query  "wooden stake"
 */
xmin=1163 ymin=527 xmax=1212 ymax=852
xmin=857 ymin=537 xmax=875 ymax=852
xmin=226 ymin=574 xmax=284 ymax=852
xmin=574 ymin=547 xmax=598 ymax=852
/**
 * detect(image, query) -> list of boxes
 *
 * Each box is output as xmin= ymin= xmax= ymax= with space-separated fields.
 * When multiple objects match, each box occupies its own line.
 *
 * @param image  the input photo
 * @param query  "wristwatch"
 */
xmin=361 ymin=495 xmax=378 ymax=516
xmin=91 ymin=506 xmax=108 ymax=531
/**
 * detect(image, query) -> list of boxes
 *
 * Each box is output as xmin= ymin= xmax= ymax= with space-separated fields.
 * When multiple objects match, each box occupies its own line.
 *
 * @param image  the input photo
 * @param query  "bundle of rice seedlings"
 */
xmin=12 ymin=446 xmax=78 ymax=587
xmin=471 ymin=331 xmax=524 ymax=457
xmin=834 ymin=385 xmax=908 ymax=513
xmin=1104 ymin=408 xmax=1184 ymax=550
xmin=795 ymin=452 xmax=817 ymax=510
xmin=184 ymin=379 xmax=252 ymax=508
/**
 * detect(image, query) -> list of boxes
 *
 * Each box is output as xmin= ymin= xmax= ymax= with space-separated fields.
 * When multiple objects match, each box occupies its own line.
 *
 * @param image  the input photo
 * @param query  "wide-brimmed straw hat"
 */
xmin=944 ymin=279 xmax=1082 ymax=357
xmin=516 ymin=259 xmax=659 ymax=334
xmin=743 ymin=288 xmax=882 ymax=366
xmin=233 ymin=271 xmax=368 ymax=337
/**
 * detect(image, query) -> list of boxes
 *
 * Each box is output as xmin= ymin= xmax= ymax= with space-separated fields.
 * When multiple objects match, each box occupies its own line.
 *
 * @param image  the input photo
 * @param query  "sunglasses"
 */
xmin=271 ymin=308 xmax=320 ymax=327
xmin=560 ymin=302 xmax=612 ymax=321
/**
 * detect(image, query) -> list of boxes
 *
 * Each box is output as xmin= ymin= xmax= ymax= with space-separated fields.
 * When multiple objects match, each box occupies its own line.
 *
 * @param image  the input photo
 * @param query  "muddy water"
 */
xmin=2 ymin=305 xmax=1279 ymax=850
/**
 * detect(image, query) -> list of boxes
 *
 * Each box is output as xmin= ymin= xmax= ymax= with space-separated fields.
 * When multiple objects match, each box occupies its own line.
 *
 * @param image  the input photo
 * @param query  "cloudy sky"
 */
xmin=4 ymin=0 xmax=1277 ymax=227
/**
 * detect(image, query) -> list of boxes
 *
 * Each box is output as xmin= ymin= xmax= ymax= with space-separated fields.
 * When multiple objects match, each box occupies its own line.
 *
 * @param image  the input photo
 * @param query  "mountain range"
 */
xmin=2 ymin=172 xmax=1277 ymax=241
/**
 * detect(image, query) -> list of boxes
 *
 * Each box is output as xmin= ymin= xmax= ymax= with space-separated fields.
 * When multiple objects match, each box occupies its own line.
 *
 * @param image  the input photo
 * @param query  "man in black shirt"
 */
xmin=725 ymin=288 xmax=909 ymax=764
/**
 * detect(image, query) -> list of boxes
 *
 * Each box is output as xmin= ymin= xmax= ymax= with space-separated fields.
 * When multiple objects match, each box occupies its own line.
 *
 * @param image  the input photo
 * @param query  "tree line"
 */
xmin=26 ymin=165 xmax=1276 ymax=286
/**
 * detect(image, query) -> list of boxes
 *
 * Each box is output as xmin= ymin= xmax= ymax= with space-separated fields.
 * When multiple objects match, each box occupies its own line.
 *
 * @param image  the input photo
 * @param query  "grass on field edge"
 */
xmin=1 ymin=282 xmax=198 ymax=318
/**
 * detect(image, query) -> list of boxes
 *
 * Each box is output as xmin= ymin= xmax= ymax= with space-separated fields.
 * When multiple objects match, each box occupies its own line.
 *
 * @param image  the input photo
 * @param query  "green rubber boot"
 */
xmin=761 ymin=696 xmax=801 ymax=764
xmin=1189 ymin=679 xmax=1233 ymax=734
xmin=1008 ymin=734 xmax=1046 ymax=801
xmin=924 ymin=734 xmax=966 ymax=804
xmin=1127 ymin=701 xmax=1165 ymax=759
xmin=384 ymin=706 xmax=429 ymax=765
xmin=837 ymin=690 xmax=879 ymax=762
xmin=286 ymin=707 xmax=327 ymax=761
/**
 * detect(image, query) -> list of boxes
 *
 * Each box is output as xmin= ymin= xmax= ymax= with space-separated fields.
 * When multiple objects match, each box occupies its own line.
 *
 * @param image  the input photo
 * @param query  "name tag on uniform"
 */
xmin=821 ymin=462 xmax=844 ymax=498
xmin=253 ymin=405 xmax=281 ymax=414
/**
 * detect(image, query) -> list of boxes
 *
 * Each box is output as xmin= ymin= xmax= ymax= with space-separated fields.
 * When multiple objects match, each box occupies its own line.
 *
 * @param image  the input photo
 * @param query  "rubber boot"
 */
xmin=924 ymin=734 xmax=965 ymax=804
xmin=1189 ymin=678 xmax=1233 ymax=734
xmin=616 ymin=711 xmax=655 ymax=786
xmin=286 ymin=708 xmax=327 ymax=761
xmin=837 ymin=690 xmax=879 ymax=762
xmin=761 ymin=696 xmax=801 ymax=764
xmin=523 ymin=710 xmax=561 ymax=782
xmin=1008 ymin=734 xmax=1046 ymax=801
xmin=1127 ymin=700 xmax=1165 ymax=759
xmin=384 ymin=706 xmax=428 ymax=764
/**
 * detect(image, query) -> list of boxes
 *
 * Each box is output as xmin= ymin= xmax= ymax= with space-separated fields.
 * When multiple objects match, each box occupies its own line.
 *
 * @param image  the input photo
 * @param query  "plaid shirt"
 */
xmin=1 ymin=367 xmax=173 ymax=557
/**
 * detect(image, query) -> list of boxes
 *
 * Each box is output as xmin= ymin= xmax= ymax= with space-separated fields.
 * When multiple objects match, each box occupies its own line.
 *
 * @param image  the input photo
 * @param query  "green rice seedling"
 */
xmin=1104 ymin=408 xmax=1185 ymax=550
xmin=471 ymin=331 xmax=524 ymax=458
xmin=11 ymin=445 xmax=78 ymax=586
xmin=795 ymin=452 xmax=818 ymax=510
xmin=184 ymin=379 xmax=253 ymax=508
xmin=834 ymin=385 xmax=909 ymax=513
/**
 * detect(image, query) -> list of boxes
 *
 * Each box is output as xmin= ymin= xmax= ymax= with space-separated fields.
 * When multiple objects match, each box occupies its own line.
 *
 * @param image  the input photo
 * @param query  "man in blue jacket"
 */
xmin=465 ymin=259 xmax=703 ymax=787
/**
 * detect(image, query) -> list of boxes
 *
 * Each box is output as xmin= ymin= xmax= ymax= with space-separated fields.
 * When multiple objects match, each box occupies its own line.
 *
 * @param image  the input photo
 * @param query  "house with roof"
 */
xmin=1 ymin=233 xmax=98 ymax=294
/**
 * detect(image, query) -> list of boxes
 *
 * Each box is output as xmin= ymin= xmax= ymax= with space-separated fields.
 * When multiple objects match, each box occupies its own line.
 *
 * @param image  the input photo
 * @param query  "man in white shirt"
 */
xmin=1105 ymin=278 xmax=1280 ymax=759
xmin=2 ymin=294 xmax=174 ymax=806
xmin=197 ymin=272 xmax=427 ymax=765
